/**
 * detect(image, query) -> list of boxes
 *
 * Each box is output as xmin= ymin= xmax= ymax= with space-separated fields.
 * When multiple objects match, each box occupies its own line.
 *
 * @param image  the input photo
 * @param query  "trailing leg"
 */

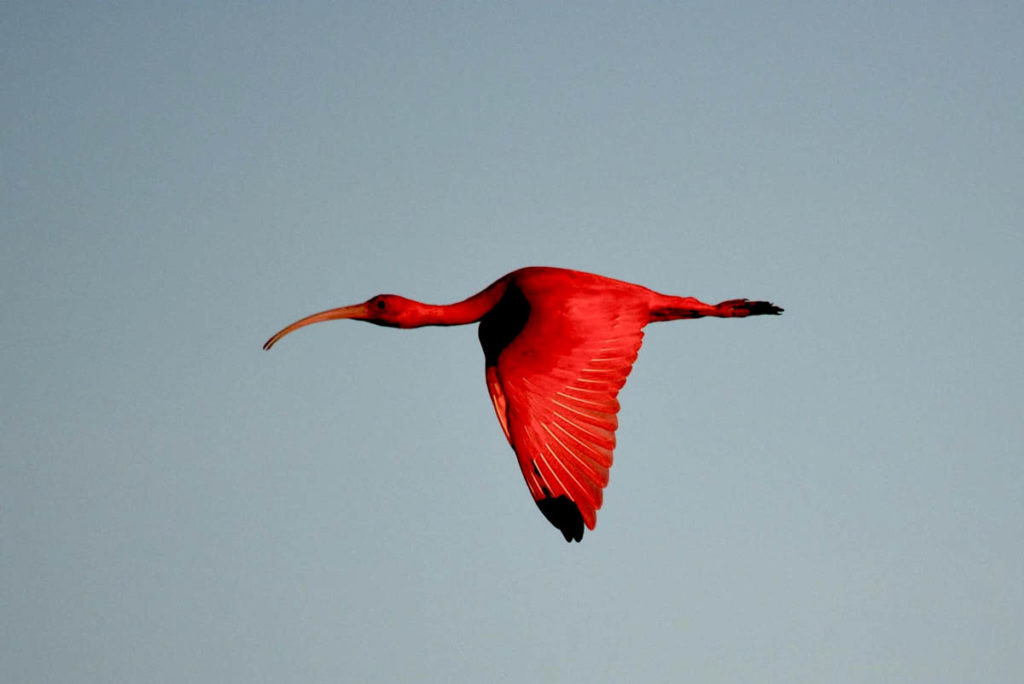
xmin=713 ymin=298 xmax=784 ymax=318
xmin=649 ymin=295 xmax=783 ymax=321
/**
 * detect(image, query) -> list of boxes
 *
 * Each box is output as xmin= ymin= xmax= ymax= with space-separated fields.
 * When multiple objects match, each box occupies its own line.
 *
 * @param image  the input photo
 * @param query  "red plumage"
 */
xmin=265 ymin=267 xmax=782 ymax=542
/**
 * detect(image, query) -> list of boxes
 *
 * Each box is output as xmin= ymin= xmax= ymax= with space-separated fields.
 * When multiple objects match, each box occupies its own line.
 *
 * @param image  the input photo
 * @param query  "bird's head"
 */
xmin=263 ymin=294 xmax=420 ymax=350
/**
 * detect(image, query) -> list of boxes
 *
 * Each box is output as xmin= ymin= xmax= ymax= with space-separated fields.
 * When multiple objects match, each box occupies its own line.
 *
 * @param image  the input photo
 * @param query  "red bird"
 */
xmin=264 ymin=267 xmax=782 ymax=541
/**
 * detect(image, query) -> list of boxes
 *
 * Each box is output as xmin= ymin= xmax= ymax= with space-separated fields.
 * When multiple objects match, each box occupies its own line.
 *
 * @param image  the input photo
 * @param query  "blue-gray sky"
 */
xmin=3 ymin=3 xmax=1022 ymax=682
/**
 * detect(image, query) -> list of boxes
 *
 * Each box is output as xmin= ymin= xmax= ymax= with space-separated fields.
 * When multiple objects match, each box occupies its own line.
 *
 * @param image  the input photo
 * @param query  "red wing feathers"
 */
xmin=484 ymin=285 xmax=649 ymax=541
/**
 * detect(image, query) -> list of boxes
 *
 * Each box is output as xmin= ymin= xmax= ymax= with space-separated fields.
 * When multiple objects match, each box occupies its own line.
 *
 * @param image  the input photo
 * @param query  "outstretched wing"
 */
xmin=484 ymin=282 xmax=649 ymax=541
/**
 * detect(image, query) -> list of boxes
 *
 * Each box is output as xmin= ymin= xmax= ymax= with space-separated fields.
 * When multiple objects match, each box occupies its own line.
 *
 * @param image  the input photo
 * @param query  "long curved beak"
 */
xmin=263 ymin=303 xmax=369 ymax=350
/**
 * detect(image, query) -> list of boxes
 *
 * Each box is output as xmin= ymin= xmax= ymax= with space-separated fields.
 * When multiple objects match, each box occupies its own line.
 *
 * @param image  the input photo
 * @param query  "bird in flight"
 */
xmin=264 ymin=267 xmax=782 ymax=542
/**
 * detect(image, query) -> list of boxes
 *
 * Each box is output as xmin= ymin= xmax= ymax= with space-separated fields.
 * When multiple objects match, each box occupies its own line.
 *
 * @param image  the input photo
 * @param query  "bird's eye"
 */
xmin=375 ymin=299 xmax=387 ymax=310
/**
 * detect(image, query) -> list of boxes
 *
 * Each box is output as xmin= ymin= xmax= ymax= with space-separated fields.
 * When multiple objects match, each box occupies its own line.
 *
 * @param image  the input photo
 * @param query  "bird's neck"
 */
xmin=401 ymin=278 xmax=509 ymax=327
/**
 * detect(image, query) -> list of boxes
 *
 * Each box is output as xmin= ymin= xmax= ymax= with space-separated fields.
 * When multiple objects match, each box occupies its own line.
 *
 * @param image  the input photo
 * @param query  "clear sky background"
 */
xmin=3 ymin=3 xmax=1021 ymax=682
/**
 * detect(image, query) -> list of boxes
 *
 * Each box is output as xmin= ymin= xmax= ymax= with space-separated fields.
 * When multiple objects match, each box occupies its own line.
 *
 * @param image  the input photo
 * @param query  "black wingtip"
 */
xmin=536 ymin=495 xmax=585 ymax=542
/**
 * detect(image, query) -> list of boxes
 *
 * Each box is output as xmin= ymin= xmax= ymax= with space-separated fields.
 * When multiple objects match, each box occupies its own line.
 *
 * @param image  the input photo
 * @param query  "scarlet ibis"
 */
xmin=264 ymin=267 xmax=782 ymax=541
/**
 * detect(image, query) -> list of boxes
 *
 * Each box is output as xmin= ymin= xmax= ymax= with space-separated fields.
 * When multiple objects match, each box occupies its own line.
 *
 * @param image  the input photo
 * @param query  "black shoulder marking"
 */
xmin=478 ymin=283 xmax=530 ymax=368
xmin=536 ymin=495 xmax=585 ymax=542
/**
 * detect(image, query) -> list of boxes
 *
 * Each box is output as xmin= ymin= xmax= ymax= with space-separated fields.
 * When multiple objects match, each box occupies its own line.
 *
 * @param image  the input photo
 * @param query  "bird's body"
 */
xmin=265 ymin=267 xmax=782 ymax=541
